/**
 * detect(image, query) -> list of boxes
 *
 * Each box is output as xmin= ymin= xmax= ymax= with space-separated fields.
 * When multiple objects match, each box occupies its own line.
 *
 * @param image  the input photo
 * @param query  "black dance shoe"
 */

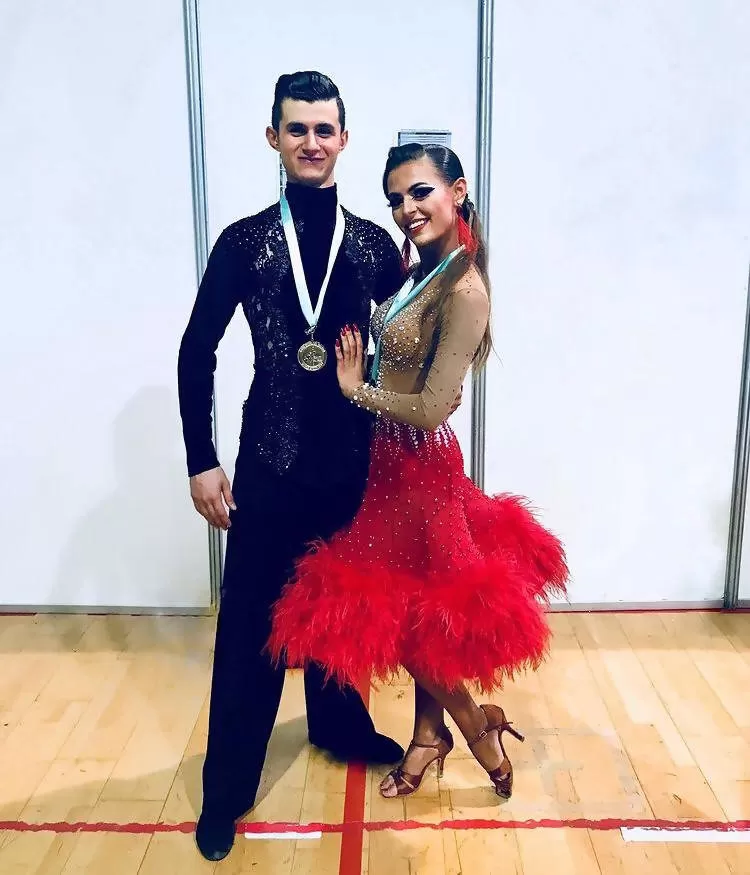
xmin=195 ymin=811 xmax=236 ymax=862
xmin=311 ymin=730 xmax=404 ymax=765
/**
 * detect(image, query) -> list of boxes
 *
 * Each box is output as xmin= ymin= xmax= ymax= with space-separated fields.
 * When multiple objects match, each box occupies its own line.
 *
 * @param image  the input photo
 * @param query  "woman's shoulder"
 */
xmin=448 ymin=264 xmax=489 ymax=314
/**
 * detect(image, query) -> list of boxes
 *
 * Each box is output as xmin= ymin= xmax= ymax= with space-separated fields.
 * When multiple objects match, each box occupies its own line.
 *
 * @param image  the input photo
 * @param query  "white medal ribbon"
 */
xmin=371 ymin=245 xmax=464 ymax=382
xmin=280 ymin=190 xmax=345 ymax=340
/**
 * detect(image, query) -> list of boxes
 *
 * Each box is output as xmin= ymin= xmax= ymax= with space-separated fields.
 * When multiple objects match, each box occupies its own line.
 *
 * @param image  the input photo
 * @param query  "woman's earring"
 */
xmin=456 ymin=205 xmax=477 ymax=254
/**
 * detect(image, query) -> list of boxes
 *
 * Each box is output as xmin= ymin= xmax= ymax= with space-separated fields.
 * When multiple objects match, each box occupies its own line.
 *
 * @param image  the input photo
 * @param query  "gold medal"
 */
xmin=297 ymin=340 xmax=327 ymax=372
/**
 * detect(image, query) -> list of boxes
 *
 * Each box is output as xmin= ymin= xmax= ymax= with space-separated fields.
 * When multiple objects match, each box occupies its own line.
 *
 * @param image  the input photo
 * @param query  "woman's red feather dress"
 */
xmin=267 ymin=269 xmax=567 ymax=691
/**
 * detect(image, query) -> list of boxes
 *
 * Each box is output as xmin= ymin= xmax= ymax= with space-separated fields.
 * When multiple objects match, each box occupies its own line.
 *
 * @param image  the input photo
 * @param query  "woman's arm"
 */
xmin=337 ymin=279 xmax=489 ymax=431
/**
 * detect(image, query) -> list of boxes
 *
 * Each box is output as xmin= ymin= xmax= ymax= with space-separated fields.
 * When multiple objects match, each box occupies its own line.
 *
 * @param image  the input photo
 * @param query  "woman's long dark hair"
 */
xmin=383 ymin=143 xmax=492 ymax=368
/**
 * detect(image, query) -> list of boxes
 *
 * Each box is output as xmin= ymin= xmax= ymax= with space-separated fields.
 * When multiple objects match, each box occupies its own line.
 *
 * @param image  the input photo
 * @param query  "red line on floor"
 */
xmin=1 ymin=818 xmax=749 ymax=836
xmin=356 ymin=817 xmax=750 ymax=833
xmin=337 ymin=673 xmax=371 ymax=875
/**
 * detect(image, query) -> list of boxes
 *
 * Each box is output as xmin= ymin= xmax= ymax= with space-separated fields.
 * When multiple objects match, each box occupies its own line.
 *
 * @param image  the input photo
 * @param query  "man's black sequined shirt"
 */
xmin=177 ymin=182 xmax=403 ymax=487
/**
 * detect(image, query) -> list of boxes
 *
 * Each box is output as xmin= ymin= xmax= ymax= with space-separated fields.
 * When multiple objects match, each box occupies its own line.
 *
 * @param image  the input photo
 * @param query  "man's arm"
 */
xmin=371 ymin=227 xmax=404 ymax=306
xmin=177 ymin=226 xmax=241 ymax=528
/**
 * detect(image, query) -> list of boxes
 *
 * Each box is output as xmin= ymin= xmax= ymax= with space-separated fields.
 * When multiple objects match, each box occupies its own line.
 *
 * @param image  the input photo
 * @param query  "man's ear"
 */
xmin=339 ymin=130 xmax=349 ymax=152
xmin=266 ymin=126 xmax=280 ymax=151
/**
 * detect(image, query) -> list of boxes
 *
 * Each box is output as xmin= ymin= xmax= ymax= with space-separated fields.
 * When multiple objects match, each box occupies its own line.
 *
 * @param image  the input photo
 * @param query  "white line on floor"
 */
xmin=622 ymin=827 xmax=750 ymax=844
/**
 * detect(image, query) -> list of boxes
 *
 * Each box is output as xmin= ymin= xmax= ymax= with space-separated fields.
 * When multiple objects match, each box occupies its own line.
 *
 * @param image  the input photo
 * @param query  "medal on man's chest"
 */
xmin=280 ymin=191 xmax=345 ymax=372
xmin=297 ymin=329 xmax=327 ymax=372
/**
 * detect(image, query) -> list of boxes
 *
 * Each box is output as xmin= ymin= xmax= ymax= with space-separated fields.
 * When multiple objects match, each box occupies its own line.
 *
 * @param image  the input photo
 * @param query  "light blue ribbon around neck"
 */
xmin=370 ymin=245 xmax=464 ymax=383
xmin=280 ymin=189 xmax=346 ymax=338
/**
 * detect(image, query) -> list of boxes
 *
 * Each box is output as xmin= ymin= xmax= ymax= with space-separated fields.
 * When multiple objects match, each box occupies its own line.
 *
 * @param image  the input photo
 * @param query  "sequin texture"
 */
xmin=177 ymin=183 xmax=403 ymax=483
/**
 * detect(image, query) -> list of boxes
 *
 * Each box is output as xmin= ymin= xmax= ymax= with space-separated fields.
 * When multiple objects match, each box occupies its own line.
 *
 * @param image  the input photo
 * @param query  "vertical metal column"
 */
xmin=471 ymin=0 xmax=495 ymax=490
xmin=183 ymin=0 xmax=222 ymax=608
xmin=724 ymin=262 xmax=750 ymax=609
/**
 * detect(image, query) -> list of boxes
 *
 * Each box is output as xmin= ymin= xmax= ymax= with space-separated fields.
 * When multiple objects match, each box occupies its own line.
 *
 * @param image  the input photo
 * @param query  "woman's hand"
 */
xmin=336 ymin=324 xmax=365 ymax=399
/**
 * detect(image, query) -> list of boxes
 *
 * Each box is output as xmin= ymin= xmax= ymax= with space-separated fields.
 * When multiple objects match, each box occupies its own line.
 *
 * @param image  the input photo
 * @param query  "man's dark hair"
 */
xmin=271 ymin=71 xmax=346 ymax=132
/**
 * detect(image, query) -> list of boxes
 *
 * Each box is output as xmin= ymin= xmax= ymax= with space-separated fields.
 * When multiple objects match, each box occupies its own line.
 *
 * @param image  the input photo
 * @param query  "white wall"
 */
xmin=198 ymin=0 xmax=479 ymax=492
xmin=486 ymin=1 xmax=750 ymax=604
xmin=3 ymin=0 xmax=749 ymax=610
xmin=0 ymin=2 xmax=210 ymax=608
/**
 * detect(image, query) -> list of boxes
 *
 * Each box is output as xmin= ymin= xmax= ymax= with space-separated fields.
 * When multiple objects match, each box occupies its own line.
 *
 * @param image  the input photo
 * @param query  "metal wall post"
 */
xmin=471 ymin=0 xmax=495 ymax=490
xmin=183 ymin=0 xmax=222 ymax=607
xmin=724 ymin=263 xmax=750 ymax=609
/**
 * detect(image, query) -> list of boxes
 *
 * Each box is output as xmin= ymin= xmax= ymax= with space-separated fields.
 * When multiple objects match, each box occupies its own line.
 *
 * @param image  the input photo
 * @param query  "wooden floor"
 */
xmin=0 ymin=612 xmax=748 ymax=874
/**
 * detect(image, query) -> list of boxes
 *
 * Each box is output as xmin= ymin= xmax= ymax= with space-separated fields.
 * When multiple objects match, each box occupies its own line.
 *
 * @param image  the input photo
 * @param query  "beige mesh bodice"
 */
xmin=352 ymin=266 xmax=490 ymax=430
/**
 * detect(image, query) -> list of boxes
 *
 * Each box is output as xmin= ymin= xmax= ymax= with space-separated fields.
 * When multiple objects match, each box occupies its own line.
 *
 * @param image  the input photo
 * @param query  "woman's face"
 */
xmin=386 ymin=156 xmax=466 ymax=251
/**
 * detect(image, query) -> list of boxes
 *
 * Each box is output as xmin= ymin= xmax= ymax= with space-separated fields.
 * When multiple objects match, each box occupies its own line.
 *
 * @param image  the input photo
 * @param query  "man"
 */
xmin=177 ymin=71 xmax=406 ymax=862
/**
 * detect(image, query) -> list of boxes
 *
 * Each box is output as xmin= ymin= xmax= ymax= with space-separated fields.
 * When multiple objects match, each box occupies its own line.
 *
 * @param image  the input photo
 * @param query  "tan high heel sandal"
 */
xmin=380 ymin=726 xmax=454 ymax=797
xmin=468 ymin=704 xmax=524 ymax=799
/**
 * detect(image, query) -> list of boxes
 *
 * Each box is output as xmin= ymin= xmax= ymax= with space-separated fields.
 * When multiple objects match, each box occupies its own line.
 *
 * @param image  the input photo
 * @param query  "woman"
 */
xmin=267 ymin=144 xmax=567 ymax=799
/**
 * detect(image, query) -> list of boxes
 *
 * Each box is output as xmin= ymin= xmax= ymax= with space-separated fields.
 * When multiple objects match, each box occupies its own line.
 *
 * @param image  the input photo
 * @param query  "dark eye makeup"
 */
xmin=386 ymin=184 xmax=436 ymax=209
xmin=411 ymin=185 xmax=435 ymax=200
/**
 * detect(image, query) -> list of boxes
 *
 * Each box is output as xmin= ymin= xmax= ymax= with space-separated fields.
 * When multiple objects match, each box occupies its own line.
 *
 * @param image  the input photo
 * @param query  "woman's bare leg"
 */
xmin=380 ymin=665 xmax=504 ymax=798
xmin=379 ymin=682 xmax=444 ymax=795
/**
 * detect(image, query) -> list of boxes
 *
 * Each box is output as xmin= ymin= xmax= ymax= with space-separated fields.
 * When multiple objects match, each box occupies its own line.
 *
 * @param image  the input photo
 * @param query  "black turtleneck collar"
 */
xmin=284 ymin=180 xmax=338 ymax=217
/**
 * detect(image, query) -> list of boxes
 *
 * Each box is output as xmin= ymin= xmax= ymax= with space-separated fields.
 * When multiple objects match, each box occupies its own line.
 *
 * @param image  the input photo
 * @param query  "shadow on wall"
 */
xmin=55 ymin=386 xmax=211 ymax=610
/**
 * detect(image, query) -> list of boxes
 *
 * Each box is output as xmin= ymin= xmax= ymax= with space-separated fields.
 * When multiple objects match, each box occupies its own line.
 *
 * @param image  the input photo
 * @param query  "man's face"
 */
xmin=266 ymin=98 xmax=347 ymax=188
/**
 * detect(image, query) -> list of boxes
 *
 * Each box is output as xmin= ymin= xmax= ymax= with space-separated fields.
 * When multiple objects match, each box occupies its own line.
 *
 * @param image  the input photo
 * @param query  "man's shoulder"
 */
xmin=342 ymin=208 xmax=389 ymax=237
xmin=341 ymin=208 xmax=398 ymax=254
xmin=218 ymin=203 xmax=280 ymax=241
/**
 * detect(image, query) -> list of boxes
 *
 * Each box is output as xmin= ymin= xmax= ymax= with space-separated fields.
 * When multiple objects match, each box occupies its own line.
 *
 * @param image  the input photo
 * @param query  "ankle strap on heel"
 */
xmin=468 ymin=727 xmax=489 ymax=748
xmin=409 ymin=739 xmax=443 ymax=750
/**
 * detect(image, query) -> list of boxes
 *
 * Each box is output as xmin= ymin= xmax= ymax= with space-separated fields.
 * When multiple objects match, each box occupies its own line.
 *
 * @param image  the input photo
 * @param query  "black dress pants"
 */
xmin=201 ymin=455 xmax=373 ymax=820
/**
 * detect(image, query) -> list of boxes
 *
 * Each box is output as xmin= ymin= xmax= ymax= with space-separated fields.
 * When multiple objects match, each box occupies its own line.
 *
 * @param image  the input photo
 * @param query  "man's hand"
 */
xmin=190 ymin=466 xmax=236 ymax=530
xmin=449 ymin=385 xmax=463 ymax=415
